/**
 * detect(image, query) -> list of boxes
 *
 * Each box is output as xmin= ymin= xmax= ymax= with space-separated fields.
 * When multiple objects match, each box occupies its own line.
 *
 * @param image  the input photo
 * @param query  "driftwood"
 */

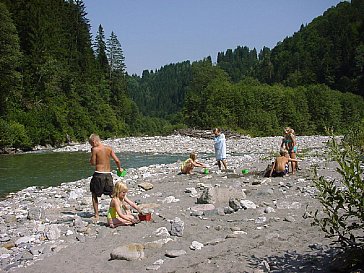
xmin=173 ymin=128 xmax=246 ymax=139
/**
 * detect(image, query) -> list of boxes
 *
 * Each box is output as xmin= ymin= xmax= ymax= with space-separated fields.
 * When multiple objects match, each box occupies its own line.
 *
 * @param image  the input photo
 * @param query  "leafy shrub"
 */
xmin=311 ymin=128 xmax=363 ymax=249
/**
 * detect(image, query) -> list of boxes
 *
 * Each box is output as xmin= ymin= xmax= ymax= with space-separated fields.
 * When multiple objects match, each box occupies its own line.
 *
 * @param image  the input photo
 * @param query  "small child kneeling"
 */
xmin=180 ymin=152 xmax=206 ymax=174
xmin=107 ymin=181 xmax=141 ymax=228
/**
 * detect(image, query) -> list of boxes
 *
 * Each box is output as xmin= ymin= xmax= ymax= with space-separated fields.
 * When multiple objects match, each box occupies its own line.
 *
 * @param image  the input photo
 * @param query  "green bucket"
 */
xmin=241 ymin=169 xmax=249 ymax=174
xmin=117 ymin=169 xmax=127 ymax=177
xmin=203 ymin=168 xmax=209 ymax=174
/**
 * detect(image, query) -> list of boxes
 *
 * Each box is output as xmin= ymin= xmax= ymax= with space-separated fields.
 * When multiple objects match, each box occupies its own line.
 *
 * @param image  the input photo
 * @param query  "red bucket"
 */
xmin=138 ymin=213 xmax=152 ymax=221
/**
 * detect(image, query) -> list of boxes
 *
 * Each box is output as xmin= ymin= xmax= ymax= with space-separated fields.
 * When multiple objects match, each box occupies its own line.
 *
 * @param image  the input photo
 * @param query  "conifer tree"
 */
xmin=106 ymin=31 xmax=126 ymax=79
xmin=94 ymin=24 xmax=109 ymax=74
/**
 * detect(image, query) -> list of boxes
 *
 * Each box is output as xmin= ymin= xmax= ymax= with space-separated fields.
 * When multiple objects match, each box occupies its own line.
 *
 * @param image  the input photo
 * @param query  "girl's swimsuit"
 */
xmin=181 ymin=158 xmax=192 ymax=171
xmin=107 ymin=203 xmax=128 ymax=220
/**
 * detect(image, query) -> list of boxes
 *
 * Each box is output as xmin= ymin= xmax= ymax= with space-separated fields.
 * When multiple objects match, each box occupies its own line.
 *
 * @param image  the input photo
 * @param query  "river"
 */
xmin=0 ymin=151 xmax=188 ymax=199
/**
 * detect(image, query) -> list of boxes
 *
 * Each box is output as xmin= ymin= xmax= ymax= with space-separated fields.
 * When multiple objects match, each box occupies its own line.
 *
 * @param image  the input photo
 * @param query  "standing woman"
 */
xmin=213 ymin=128 xmax=227 ymax=171
xmin=281 ymin=127 xmax=298 ymax=174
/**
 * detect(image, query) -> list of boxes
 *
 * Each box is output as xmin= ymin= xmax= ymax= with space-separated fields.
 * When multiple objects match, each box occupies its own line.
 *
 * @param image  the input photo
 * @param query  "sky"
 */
xmin=83 ymin=0 xmax=344 ymax=76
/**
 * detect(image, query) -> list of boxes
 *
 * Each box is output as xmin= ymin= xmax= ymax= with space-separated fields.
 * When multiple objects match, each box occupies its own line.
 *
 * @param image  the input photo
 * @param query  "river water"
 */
xmin=0 ymin=151 xmax=187 ymax=199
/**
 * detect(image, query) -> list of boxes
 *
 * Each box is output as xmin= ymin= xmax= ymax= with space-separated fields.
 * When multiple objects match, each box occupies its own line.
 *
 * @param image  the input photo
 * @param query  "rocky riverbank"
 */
xmin=1 ymin=134 xmax=349 ymax=273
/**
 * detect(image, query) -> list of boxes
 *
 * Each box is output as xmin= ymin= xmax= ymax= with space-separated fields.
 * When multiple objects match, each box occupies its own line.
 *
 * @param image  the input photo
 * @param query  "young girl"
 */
xmin=281 ymin=127 xmax=298 ymax=174
xmin=213 ymin=128 xmax=227 ymax=170
xmin=180 ymin=152 xmax=206 ymax=174
xmin=107 ymin=181 xmax=141 ymax=228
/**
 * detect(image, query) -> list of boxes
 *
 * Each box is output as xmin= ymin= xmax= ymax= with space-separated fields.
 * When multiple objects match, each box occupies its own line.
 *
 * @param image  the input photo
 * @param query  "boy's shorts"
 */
xmin=90 ymin=172 xmax=113 ymax=197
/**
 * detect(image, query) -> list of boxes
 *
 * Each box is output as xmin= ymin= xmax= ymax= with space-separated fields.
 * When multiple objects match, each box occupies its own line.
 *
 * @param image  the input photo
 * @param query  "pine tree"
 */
xmin=106 ymin=31 xmax=126 ymax=79
xmin=94 ymin=24 xmax=109 ymax=74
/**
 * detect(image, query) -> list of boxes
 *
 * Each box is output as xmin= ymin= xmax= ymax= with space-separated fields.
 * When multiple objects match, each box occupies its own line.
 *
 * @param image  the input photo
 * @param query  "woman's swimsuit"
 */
xmin=283 ymin=137 xmax=297 ymax=154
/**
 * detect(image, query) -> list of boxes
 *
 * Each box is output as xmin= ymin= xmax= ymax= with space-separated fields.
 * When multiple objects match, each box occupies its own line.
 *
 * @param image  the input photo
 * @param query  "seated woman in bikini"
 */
xmin=180 ymin=152 xmax=207 ymax=174
xmin=107 ymin=181 xmax=141 ymax=228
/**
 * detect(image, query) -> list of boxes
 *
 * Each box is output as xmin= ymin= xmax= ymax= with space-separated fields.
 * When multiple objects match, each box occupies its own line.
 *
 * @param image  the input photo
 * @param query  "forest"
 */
xmin=0 ymin=0 xmax=363 ymax=151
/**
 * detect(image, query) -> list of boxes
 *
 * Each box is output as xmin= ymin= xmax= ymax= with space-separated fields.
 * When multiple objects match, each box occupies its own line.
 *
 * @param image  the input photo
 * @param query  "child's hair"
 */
xmin=89 ymin=133 xmax=100 ymax=144
xmin=189 ymin=152 xmax=197 ymax=161
xmin=112 ymin=181 xmax=128 ymax=198
xmin=284 ymin=127 xmax=294 ymax=135
xmin=213 ymin=128 xmax=221 ymax=134
xmin=280 ymin=148 xmax=289 ymax=156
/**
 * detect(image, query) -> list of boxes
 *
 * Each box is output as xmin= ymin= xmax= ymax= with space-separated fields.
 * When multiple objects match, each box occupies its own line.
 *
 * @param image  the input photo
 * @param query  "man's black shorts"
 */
xmin=90 ymin=172 xmax=113 ymax=197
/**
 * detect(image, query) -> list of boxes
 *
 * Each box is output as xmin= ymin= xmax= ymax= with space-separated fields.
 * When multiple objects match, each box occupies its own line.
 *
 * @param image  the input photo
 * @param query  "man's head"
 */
xmin=89 ymin=133 xmax=101 ymax=147
xmin=279 ymin=148 xmax=289 ymax=157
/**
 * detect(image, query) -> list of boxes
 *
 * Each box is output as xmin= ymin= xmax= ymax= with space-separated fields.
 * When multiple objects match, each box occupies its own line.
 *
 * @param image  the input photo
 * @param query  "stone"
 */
xmin=240 ymin=200 xmax=257 ymax=209
xmin=27 ymin=207 xmax=45 ymax=221
xmin=190 ymin=241 xmax=204 ymax=250
xmin=144 ymin=238 xmax=173 ymax=249
xmin=45 ymin=224 xmax=61 ymax=240
xmin=154 ymin=227 xmax=170 ymax=237
xmin=110 ymin=243 xmax=145 ymax=261
xmin=146 ymin=265 xmax=160 ymax=271
xmin=165 ymin=249 xmax=186 ymax=258
xmin=264 ymin=207 xmax=275 ymax=213
xmin=229 ymin=198 xmax=242 ymax=211
xmin=284 ymin=216 xmax=296 ymax=222
xmin=169 ymin=217 xmax=184 ymax=237
xmin=138 ymin=182 xmax=154 ymax=191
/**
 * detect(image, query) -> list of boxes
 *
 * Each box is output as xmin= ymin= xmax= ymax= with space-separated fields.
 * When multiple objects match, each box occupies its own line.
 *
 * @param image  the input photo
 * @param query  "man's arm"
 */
xmin=269 ymin=161 xmax=276 ymax=177
xmin=90 ymin=147 xmax=97 ymax=166
xmin=110 ymin=149 xmax=122 ymax=171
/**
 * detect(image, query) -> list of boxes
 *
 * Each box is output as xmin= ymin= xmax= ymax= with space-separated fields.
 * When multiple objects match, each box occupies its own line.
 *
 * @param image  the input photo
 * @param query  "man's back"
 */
xmin=91 ymin=144 xmax=112 ymax=172
xmin=274 ymin=156 xmax=289 ymax=172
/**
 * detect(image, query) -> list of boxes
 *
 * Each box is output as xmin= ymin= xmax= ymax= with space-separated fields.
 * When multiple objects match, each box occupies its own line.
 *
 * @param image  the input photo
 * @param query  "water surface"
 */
xmin=0 ymin=151 xmax=187 ymax=199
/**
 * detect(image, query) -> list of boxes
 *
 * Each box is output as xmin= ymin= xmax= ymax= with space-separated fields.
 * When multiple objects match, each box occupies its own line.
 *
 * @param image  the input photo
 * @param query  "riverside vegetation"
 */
xmin=0 ymin=0 xmax=364 ymax=152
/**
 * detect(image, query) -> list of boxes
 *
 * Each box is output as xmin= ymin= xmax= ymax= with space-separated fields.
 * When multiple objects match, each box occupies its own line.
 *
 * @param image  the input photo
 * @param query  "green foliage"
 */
xmin=311 ymin=130 xmax=364 ymax=249
xmin=0 ymin=2 xmax=21 ymax=116
xmin=0 ymin=119 xmax=31 ymax=150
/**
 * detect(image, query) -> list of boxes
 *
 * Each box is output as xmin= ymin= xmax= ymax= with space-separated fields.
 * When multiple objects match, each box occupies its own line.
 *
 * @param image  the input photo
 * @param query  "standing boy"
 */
xmin=89 ymin=134 xmax=122 ymax=222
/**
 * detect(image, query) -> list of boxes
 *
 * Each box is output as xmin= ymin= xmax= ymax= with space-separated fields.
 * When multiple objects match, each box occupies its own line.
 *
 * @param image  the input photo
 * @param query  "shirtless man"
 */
xmin=89 ymin=133 xmax=122 ymax=221
xmin=269 ymin=148 xmax=301 ymax=177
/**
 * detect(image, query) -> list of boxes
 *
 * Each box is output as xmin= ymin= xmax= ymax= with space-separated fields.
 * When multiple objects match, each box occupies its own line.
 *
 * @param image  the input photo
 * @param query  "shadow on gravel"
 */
xmin=248 ymin=246 xmax=364 ymax=273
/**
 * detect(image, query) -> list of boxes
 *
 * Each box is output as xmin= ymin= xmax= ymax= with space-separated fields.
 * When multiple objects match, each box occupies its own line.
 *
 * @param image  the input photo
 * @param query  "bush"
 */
xmin=311 ymin=128 xmax=363 ymax=269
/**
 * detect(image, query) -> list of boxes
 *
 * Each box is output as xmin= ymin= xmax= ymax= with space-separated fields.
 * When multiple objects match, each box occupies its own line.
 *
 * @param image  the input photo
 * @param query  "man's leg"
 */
xmin=92 ymin=192 xmax=99 ymax=221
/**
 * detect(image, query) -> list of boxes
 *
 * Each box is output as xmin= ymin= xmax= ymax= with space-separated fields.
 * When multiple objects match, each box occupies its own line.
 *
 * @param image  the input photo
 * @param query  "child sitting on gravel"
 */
xmin=269 ymin=149 xmax=301 ymax=177
xmin=107 ymin=181 xmax=141 ymax=228
xmin=180 ymin=152 xmax=207 ymax=174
